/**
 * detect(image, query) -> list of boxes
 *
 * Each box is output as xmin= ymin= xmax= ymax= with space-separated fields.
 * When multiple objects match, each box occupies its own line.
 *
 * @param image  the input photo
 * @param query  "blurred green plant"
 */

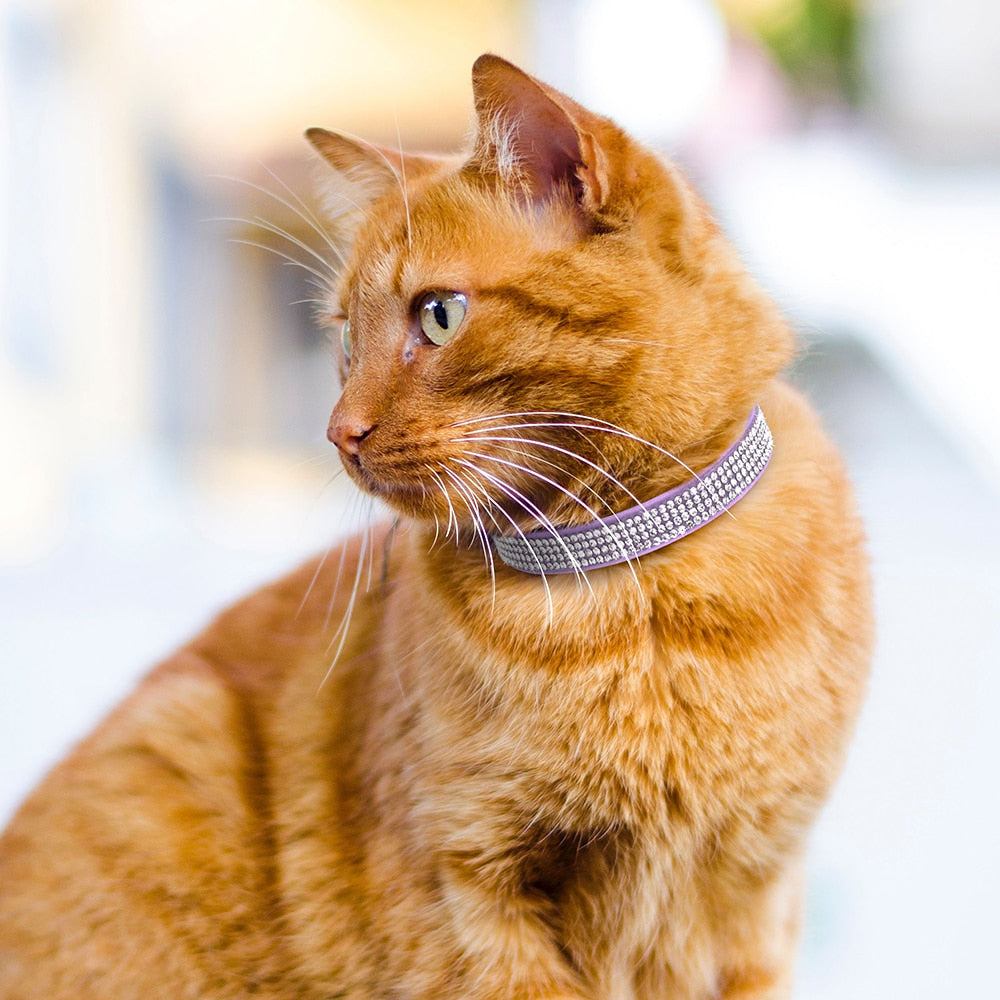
xmin=717 ymin=0 xmax=863 ymax=103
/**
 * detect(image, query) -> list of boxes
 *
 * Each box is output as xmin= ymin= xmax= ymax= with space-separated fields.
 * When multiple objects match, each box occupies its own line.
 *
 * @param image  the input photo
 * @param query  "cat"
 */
xmin=0 ymin=54 xmax=872 ymax=999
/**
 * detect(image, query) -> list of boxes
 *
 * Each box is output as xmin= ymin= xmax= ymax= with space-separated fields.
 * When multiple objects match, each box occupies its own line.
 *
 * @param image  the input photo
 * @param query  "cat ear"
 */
xmin=306 ymin=128 xmax=405 ymax=200
xmin=469 ymin=54 xmax=609 ymax=215
xmin=305 ymin=128 xmax=445 ymax=247
xmin=305 ymin=128 xmax=396 ymax=250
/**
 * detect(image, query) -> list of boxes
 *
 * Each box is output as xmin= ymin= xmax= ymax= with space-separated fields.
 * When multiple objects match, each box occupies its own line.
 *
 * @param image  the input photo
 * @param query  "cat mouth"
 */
xmin=345 ymin=457 xmax=430 ymax=509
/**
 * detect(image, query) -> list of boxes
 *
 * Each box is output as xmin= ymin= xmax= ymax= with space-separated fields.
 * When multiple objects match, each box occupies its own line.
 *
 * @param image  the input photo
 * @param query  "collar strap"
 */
xmin=491 ymin=407 xmax=772 ymax=575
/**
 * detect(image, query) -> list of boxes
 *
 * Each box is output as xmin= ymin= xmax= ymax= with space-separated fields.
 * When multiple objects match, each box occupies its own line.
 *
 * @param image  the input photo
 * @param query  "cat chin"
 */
xmin=347 ymin=468 xmax=430 ymax=518
xmin=344 ymin=457 xmax=477 ymax=524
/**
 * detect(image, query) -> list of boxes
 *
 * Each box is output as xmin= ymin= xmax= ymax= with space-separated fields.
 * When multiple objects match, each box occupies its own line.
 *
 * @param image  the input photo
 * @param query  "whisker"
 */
xmin=444 ymin=462 xmax=519 ymax=618
xmin=453 ymin=410 xmax=703 ymax=485
xmin=457 ymin=433 xmax=648 ymax=512
xmin=442 ymin=466 xmax=491 ymax=554
xmin=290 ymin=296 xmax=335 ymax=309
xmin=226 ymin=236 xmax=332 ymax=285
xmin=228 ymin=213 xmax=338 ymax=280
xmin=465 ymin=439 xmax=619 ymax=521
xmin=392 ymin=110 xmax=413 ymax=250
xmin=212 ymin=171 xmax=346 ymax=270
xmin=470 ymin=479 xmax=558 ymax=622
xmin=456 ymin=449 xmax=640 ymax=589
xmin=324 ymin=126 xmax=415 ymax=248
xmin=296 ymin=543 xmax=334 ymax=621
xmin=258 ymin=161 xmax=346 ymax=265
xmin=290 ymin=463 xmax=352 ymax=621
xmin=473 ymin=418 xmax=743 ymax=523
xmin=318 ymin=482 xmax=372 ymax=638
xmin=438 ymin=465 xmax=482 ymax=548
xmin=248 ymin=214 xmax=338 ymax=278
xmin=439 ymin=464 xmax=497 ymax=608
xmin=318 ymin=487 xmax=364 ymax=635
xmin=318 ymin=517 xmax=371 ymax=691
xmin=425 ymin=465 xmax=460 ymax=542
xmin=457 ymin=460 xmax=592 ymax=601
xmin=380 ymin=516 xmax=400 ymax=597
xmin=445 ymin=465 xmax=505 ymax=535
xmin=427 ymin=506 xmax=442 ymax=550
xmin=320 ymin=528 xmax=352 ymax=633
xmin=364 ymin=498 xmax=377 ymax=594
xmin=458 ymin=448 xmax=604 ymax=526
xmin=458 ymin=468 xmax=557 ymax=620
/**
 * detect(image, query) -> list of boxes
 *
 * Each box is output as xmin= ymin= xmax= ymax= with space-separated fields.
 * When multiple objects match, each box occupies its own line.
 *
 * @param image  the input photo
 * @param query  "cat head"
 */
xmin=307 ymin=54 xmax=792 ymax=532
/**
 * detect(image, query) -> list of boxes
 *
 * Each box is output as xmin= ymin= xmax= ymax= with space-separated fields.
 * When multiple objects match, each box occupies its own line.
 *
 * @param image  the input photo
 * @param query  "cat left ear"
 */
xmin=469 ymin=54 xmax=609 ymax=216
xmin=306 ymin=128 xmax=405 ymax=205
xmin=305 ymin=128 xmax=398 ymax=249
xmin=306 ymin=128 xmax=446 ymax=244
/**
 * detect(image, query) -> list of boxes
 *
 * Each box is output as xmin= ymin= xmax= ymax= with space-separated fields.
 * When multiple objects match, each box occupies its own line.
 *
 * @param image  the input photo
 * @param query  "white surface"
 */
xmin=790 ymin=338 xmax=1000 ymax=998
xmin=0 ymin=457 xmax=361 ymax=821
xmin=713 ymin=133 xmax=1000 ymax=493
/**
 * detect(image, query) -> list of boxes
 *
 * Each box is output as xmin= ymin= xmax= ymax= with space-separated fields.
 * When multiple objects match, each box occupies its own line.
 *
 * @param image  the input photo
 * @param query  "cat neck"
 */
xmin=490 ymin=407 xmax=772 ymax=576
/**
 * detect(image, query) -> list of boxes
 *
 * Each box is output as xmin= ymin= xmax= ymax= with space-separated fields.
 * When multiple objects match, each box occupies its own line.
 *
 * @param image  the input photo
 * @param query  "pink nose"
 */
xmin=327 ymin=418 xmax=374 ymax=456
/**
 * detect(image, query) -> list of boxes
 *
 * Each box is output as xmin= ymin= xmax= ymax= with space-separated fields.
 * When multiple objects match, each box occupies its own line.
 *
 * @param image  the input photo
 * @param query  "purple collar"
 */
xmin=491 ymin=407 xmax=772 ymax=575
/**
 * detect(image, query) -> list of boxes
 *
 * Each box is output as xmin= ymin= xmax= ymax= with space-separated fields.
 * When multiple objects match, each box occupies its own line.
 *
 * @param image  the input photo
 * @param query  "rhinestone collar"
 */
xmin=490 ymin=407 xmax=772 ymax=575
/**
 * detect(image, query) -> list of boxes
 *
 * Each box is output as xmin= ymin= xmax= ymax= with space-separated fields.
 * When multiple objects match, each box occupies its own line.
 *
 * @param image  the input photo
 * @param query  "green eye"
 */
xmin=340 ymin=318 xmax=352 ymax=361
xmin=418 ymin=291 xmax=467 ymax=346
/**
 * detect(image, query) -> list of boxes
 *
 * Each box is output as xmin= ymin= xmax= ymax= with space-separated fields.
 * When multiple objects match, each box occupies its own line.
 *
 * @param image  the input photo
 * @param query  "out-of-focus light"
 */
xmin=575 ymin=0 xmax=728 ymax=144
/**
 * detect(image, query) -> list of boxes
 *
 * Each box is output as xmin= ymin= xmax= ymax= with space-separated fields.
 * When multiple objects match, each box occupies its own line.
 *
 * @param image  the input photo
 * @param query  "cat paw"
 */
xmin=716 ymin=967 xmax=793 ymax=999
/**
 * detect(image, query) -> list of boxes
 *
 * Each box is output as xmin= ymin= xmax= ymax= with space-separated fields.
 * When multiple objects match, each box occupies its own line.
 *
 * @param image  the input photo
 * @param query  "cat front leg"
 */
xmin=435 ymin=854 xmax=591 ymax=1000
xmin=715 ymin=969 xmax=794 ymax=1000
xmin=709 ymin=861 xmax=804 ymax=1000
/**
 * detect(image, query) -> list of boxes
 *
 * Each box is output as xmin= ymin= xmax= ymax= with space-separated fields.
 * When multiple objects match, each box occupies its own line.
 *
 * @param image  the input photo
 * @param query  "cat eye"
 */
xmin=418 ymin=291 xmax=467 ymax=346
xmin=340 ymin=318 xmax=352 ymax=362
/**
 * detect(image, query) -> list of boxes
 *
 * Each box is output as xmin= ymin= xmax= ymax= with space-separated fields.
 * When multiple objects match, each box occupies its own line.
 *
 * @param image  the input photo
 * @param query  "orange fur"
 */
xmin=0 ymin=56 xmax=871 ymax=998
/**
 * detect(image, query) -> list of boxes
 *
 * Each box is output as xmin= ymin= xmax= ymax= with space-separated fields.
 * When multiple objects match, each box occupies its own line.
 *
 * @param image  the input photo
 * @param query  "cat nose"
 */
xmin=327 ymin=417 xmax=374 ymax=456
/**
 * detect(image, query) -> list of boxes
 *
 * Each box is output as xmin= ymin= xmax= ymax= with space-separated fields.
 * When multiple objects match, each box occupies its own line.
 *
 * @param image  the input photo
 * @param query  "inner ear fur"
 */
xmin=468 ymin=54 xmax=615 ymax=218
xmin=306 ymin=129 xmax=398 ymax=192
xmin=306 ymin=128 xmax=450 ymax=202
xmin=470 ymin=54 xmax=719 ymax=267
xmin=305 ymin=127 xmax=448 ymax=251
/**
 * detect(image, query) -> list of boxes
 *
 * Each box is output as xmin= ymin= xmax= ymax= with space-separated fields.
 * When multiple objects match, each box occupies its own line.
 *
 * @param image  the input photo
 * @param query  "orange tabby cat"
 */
xmin=0 ymin=55 xmax=871 ymax=999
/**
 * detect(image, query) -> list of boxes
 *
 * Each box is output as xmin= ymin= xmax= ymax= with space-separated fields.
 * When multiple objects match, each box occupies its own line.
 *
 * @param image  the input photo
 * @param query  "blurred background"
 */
xmin=1 ymin=0 xmax=998 ymax=995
